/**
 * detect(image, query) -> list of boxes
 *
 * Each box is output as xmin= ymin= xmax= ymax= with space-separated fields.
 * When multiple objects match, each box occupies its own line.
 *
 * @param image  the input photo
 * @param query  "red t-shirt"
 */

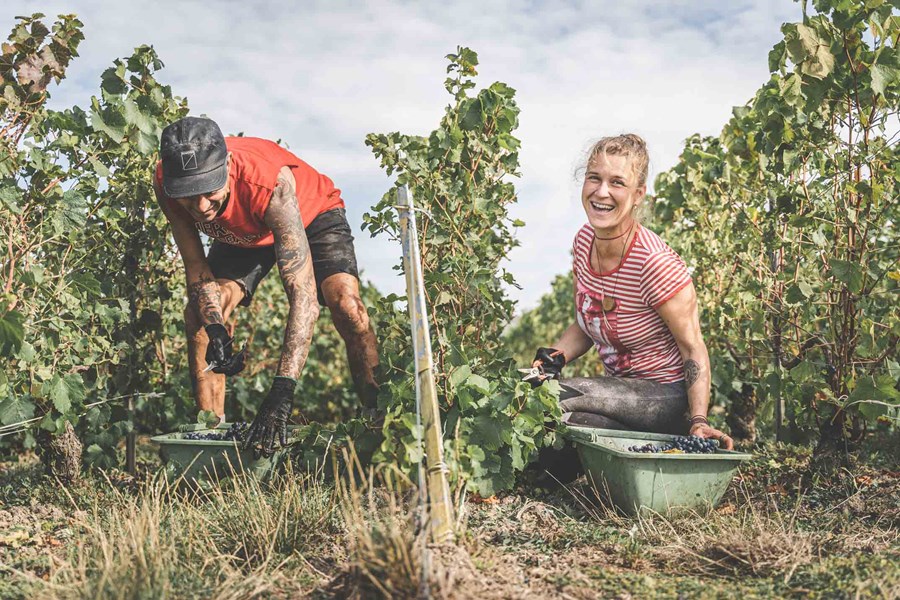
xmin=572 ymin=223 xmax=692 ymax=383
xmin=155 ymin=137 xmax=344 ymax=247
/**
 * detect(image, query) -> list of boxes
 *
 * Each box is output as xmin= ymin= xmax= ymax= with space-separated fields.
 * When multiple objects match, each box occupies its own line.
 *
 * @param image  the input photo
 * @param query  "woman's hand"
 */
xmin=689 ymin=423 xmax=734 ymax=450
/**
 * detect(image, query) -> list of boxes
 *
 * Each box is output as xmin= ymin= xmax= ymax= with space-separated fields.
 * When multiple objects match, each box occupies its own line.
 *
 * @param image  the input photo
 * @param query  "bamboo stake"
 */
xmin=396 ymin=185 xmax=455 ymax=543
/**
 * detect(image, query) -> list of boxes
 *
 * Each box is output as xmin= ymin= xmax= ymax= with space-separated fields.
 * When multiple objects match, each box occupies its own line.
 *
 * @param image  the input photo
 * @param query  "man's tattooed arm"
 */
xmin=152 ymin=173 xmax=224 ymax=326
xmin=187 ymin=274 xmax=224 ymax=325
xmin=263 ymin=166 xmax=319 ymax=380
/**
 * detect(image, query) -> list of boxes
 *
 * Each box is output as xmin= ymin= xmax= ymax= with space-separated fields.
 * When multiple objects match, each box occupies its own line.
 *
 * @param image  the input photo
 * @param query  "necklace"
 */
xmin=594 ymin=228 xmax=632 ymax=241
xmin=592 ymin=221 xmax=635 ymax=322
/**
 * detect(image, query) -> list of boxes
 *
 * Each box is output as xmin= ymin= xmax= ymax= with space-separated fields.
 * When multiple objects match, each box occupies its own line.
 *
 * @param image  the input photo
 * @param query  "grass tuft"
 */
xmin=330 ymin=447 xmax=426 ymax=599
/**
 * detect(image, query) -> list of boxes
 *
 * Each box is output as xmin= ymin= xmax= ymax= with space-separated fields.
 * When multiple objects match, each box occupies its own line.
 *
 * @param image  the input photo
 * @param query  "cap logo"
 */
xmin=181 ymin=151 xmax=198 ymax=171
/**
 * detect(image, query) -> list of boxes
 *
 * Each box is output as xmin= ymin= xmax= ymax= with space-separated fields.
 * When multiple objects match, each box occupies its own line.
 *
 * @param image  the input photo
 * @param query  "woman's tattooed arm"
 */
xmin=684 ymin=359 xmax=702 ymax=388
xmin=263 ymin=167 xmax=319 ymax=380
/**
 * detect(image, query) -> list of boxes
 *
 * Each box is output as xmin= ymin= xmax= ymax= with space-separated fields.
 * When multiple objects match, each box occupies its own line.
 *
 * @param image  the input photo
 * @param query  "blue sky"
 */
xmin=3 ymin=0 xmax=800 ymax=310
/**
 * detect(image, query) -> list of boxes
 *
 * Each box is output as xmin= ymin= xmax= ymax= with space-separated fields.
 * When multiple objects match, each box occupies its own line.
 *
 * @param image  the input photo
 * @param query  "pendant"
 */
xmin=601 ymin=296 xmax=616 ymax=312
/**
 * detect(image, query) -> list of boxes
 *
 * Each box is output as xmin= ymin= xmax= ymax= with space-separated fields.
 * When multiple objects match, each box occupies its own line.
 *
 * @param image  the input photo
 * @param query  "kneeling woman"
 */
xmin=533 ymin=134 xmax=733 ymax=450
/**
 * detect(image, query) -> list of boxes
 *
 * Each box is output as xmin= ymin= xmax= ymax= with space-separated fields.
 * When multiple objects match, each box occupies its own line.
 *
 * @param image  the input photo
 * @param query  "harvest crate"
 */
xmin=563 ymin=426 xmax=753 ymax=516
xmin=152 ymin=423 xmax=296 ymax=483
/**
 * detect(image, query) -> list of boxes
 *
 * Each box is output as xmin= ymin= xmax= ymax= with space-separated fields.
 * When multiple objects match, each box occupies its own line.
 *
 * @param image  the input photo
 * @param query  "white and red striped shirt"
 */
xmin=572 ymin=223 xmax=692 ymax=383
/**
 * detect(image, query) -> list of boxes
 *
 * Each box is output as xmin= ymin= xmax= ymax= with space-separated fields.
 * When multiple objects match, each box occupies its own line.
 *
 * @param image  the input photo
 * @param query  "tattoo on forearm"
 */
xmin=684 ymin=359 xmax=702 ymax=388
xmin=187 ymin=274 xmax=224 ymax=325
xmin=265 ymin=169 xmax=317 ymax=380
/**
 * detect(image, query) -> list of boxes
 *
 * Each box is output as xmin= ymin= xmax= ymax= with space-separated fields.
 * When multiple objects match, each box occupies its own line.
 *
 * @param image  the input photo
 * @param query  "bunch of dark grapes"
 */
xmin=627 ymin=442 xmax=672 ymax=453
xmin=627 ymin=435 xmax=717 ymax=454
xmin=670 ymin=435 xmax=717 ymax=453
xmin=182 ymin=431 xmax=220 ymax=441
xmin=182 ymin=422 xmax=249 ymax=442
xmin=222 ymin=422 xmax=249 ymax=442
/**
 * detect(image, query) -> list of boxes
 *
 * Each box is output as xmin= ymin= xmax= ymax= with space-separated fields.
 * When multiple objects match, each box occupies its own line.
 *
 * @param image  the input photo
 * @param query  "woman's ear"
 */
xmin=634 ymin=184 xmax=647 ymax=206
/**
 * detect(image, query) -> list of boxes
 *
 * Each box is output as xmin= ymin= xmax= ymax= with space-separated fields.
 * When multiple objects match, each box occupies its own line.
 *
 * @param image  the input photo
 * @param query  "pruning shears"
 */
xmin=202 ymin=338 xmax=245 ymax=373
xmin=518 ymin=366 xmax=545 ymax=384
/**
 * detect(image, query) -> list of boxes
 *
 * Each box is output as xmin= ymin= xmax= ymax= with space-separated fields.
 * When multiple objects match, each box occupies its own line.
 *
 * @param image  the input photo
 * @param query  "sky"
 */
xmin=4 ymin=0 xmax=800 ymax=311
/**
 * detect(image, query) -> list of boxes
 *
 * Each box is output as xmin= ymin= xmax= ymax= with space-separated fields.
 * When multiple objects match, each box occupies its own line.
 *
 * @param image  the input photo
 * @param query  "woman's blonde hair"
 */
xmin=586 ymin=134 xmax=650 ymax=187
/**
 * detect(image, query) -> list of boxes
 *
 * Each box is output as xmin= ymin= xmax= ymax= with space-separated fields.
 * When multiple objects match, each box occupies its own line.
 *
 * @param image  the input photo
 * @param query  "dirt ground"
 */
xmin=0 ymin=435 xmax=898 ymax=599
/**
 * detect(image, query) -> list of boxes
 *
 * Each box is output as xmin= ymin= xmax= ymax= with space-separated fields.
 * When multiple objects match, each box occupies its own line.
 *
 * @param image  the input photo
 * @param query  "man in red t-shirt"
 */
xmin=155 ymin=116 xmax=378 ymax=457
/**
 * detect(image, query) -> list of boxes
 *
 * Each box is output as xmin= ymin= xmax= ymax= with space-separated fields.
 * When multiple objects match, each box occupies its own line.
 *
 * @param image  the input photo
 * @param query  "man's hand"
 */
xmin=689 ymin=423 xmax=734 ymax=450
xmin=204 ymin=324 xmax=245 ymax=375
xmin=244 ymin=376 xmax=299 ymax=458
xmin=528 ymin=347 xmax=567 ymax=387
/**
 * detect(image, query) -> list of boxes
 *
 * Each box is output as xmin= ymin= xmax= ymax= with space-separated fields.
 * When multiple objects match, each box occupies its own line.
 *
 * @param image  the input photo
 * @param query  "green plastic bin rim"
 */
xmin=561 ymin=425 xmax=754 ymax=461
xmin=151 ymin=423 xmax=303 ymax=447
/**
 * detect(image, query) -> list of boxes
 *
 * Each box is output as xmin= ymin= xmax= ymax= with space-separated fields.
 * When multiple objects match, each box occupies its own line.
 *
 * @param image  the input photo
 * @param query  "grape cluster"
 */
xmin=181 ymin=422 xmax=249 ymax=442
xmin=627 ymin=435 xmax=718 ymax=454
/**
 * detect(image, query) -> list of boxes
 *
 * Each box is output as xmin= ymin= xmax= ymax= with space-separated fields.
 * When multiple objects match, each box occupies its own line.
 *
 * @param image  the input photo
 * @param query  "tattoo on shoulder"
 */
xmin=684 ymin=359 xmax=702 ymax=388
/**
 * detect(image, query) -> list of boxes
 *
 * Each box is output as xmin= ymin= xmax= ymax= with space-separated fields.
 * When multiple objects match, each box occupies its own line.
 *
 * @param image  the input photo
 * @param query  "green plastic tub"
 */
xmin=151 ymin=423 xmax=296 ymax=484
xmin=563 ymin=426 xmax=753 ymax=516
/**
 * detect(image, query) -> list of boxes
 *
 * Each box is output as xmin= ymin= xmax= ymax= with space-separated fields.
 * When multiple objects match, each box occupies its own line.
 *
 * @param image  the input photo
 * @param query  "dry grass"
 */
xmin=567 ymin=477 xmax=820 ymax=584
xmin=36 ymin=475 xmax=279 ymax=599
xmin=329 ymin=448 xmax=427 ymax=599
xmin=24 ymin=466 xmax=336 ymax=599
xmin=200 ymin=460 xmax=339 ymax=571
xmin=2 ymin=438 xmax=898 ymax=599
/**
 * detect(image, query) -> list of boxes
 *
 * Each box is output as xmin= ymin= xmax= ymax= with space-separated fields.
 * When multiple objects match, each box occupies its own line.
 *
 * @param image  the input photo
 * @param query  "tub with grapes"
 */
xmin=152 ymin=422 xmax=299 ymax=484
xmin=562 ymin=426 xmax=753 ymax=516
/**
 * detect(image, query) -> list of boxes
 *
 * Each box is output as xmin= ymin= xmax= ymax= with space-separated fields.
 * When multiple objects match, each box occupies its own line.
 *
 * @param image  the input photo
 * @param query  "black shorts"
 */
xmin=207 ymin=208 xmax=359 ymax=307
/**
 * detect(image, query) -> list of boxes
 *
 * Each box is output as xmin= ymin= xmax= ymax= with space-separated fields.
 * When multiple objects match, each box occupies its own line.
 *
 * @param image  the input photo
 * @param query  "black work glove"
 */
xmin=204 ymin=324 xmax=245 ymax=376
xmin=244 ymin=376 xmax=297 ymax=458
xmin=531 ymin=347 xmax=567 ymax=388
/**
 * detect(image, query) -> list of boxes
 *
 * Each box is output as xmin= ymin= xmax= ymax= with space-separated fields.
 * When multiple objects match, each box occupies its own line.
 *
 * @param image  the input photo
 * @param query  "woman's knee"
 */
xmin=562 ymin=411 xmax=629 ymax=430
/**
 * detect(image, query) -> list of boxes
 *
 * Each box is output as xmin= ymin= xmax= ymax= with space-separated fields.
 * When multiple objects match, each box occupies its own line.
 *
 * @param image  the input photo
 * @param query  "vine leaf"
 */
xmin=0 ymin=310 xmax=25 ymax=357
xmin=0 ymin=397 xmax=35 ymax=426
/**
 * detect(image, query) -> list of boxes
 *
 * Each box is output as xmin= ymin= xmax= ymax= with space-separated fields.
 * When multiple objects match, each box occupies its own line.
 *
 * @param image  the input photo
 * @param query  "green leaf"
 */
xmin=784 ymin=23 xmax=835 ymax=80
xmin=778 ymin=73 xmax=803 ymax=105
xmin=828 ymin=258 xmax=864 ymax=294
xmin=0 ymin=397 xmax=35 ymax=426
xmin=850 ymin=374 xmax=900 ymax=420
xmin=45 ymin=373 xmax=86 ymax=414
xmin=467 ymin=374 xmax=491 ymax=394
xmin=435 ymin=291 xmax=453 ymax=306
xmin=449 ymin=364 xmax=472 ymax=387
xmin=197 ymin=409 xmax=220 ymax=428
xmin=0 ymin=183 xmax=22 ymax=214
xmin=768 ymin=40 xmax=787 ymax=72
xmin=785 ymin=284 xmax=806 ymax=304
xmin=870 ymin=63 xmax=895 ymax=96
xmin=0 ymin=310 xmax=25 ymax=357
xmin=84 ymin=406 xmax=107 ymax=429
xmin=460 ymin=99 xmax=483 ymax=131
xmin=90 ymin=103 xmax=126 ymax=143
xmin=470 ymin=414 xmax=503 ymax=450
xmin=68 ymin=272 xmax=102 ymax=297
xmin=16 ymin=341 xmax=35 ymax=362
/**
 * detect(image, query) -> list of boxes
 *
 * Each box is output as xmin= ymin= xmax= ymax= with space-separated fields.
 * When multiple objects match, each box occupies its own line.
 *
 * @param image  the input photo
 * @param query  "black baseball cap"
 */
xmin=159 ymin=116 xmax=228 ymax=198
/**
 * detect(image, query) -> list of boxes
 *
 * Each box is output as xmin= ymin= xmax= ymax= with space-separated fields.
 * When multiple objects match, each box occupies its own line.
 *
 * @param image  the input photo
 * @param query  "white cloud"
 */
xmin=3 ymin=0 xmax=800 ymax=310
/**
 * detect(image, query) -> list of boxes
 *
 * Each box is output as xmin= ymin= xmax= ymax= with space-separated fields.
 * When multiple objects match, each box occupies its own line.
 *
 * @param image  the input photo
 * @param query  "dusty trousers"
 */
xmin=531 ymin=376 xmax=690 ymax=487
xmin=559 ymin=376 xmax=690 ymax=435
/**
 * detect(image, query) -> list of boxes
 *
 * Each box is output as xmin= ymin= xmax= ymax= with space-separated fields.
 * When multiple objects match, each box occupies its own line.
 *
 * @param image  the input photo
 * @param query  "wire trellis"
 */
xmin=0 ymin=392 xmax=165 ymax=439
